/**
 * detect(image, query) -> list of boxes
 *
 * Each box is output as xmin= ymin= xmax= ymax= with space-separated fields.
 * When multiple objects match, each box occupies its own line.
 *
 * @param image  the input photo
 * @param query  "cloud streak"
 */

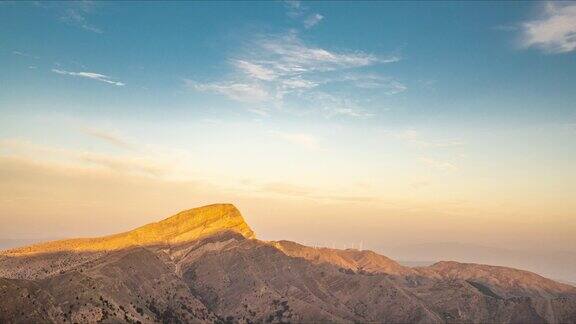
xmin=52 ymin=69 xmax=125 ymax=86
xmin=185 ymin=79 xmax=268 ymax=102
xmin=0 ymin=138 xmax=164 ymax=177
xmin=79 ymin=127 xmax=133 ymax=150
xmin=80 ymin=153 xmax=164 ymax=176
xmin=257 ymin=33 xmax=396 ymax=73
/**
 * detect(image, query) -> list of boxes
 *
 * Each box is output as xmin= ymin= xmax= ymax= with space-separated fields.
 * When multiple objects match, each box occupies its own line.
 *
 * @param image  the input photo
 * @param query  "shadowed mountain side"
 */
xmin=2 ymin=204 xmax=254 ymax=256
xmin=0 ymin=245 xmax=218 ymax=323
xmin=1 ymin=204 xmax=576 ymax=323
xmin=2 ymin=231 xmax=576 ymax=323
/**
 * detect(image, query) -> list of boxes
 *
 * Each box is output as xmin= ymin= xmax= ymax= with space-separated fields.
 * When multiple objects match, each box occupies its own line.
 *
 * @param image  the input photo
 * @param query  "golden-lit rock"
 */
xmin=5 ymin=203 xmax=254 ymax=255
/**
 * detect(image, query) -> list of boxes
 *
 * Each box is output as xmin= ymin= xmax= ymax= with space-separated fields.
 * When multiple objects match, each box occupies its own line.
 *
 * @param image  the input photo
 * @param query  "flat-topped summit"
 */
xmin=4 ymin=203 xmax=255 ymax=255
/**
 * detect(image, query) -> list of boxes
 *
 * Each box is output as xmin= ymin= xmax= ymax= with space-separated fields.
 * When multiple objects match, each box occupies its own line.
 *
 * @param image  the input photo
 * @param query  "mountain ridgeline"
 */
xmin=1 ymin=204 xmax=575 ymax=323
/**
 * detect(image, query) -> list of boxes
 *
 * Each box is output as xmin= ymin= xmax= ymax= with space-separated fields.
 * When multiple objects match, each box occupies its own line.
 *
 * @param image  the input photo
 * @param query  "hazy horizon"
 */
xmin=1 ymin=1 xmax=576 ymax=283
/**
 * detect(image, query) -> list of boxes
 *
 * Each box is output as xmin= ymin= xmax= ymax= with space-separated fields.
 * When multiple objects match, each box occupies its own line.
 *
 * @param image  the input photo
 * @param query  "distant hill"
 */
xmin=1 ymin=204 xmax=575 ymax=323
xmin=382 ymin=241 xmax=576 ymax=283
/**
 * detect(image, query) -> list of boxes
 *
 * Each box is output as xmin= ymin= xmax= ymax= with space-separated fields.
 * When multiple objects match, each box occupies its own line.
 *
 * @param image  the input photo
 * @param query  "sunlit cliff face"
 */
xmin=3 ymin=204 xmax=254 ymax=256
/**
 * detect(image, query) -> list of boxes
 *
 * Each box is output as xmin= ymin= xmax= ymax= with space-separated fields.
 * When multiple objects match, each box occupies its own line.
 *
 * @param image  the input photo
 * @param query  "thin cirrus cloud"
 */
xmin=79 ymin=152 xmax=164 ymax=177
xmin=0 ymin=138 xmax=164 ymax=178
xmin=256 ymin=33 xmax=396 ymax=73
xmin=304 ymin=91 xmax=373 ymax=118
xmin=185 ymin=79 xmax=269 ymax=103
xmin=284 ymin=0 xmax=324 ymax=29
xmin=12 ymin=51 xmax=39 ymax=59
xmin=58 ymin=1 xmax=102 ymax=34
xmin=79 ymin=126 xmax=133 ymax=150
xmin=52 ymin=69 xmax=125 ymax=86
xmin=304 ymin=13 xmax=324 ymax=29
xmin=189 ymin=31 xmax=403 ymax=118
xmin=61 ymin=8 xmax=102 ymax=33
xmin=521 ymin=2 xmax=576 ymax=53
xmin=234 ymin=60 xmax=277 ymax=81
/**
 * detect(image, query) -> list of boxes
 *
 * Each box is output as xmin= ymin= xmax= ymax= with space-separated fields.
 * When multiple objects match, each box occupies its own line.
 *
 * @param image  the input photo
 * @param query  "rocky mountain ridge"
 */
xmin=1 ymin=204 xmax=575 ymax=323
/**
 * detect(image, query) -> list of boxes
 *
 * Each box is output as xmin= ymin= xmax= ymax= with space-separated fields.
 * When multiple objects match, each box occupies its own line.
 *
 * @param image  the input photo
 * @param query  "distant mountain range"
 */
xmin=382 ymin=242 xmax=576 ymax=285
xmin=1 ymin=204 xmax=575 ymax=323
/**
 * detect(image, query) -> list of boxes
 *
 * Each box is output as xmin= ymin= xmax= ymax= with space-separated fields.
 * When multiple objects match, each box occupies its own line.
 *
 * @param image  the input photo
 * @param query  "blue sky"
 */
xmin=0 ymin=1 xmax=575 ymax=252
xmin=3 ymin=1 xmax=575 ymax=125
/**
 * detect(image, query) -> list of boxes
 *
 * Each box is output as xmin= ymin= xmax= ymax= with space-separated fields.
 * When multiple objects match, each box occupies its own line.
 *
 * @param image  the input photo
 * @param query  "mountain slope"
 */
xmin=1 ymin=203 xmax=575 ymax=323
xmin=3 ymin=203 xmax=254 ymax=256
xmin=271 ymin=240 xmax=414 ymax=275
xmin=0 ymin=204 xmax=254 ymax=280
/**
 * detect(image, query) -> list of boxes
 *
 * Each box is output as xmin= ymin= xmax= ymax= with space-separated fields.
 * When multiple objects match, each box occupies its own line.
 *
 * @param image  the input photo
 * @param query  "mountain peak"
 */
xmin=141 ymin=203 xmax=256 ymax=242
xmin=5 ymin=203 xmax=255 ymax=255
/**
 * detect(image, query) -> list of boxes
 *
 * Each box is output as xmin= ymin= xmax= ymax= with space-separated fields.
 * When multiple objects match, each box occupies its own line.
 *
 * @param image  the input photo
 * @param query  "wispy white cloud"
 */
xmin=306 ymin=92 xmax=373 ymax=118
xmin=12 ymin=51 xmax=39 ymax=59
xmin=258 ymin=33 xmax=396 ymax=73
xmin=185 ymin=79 xmax=269 ymax=102
xmin=233 ymin=60 xmax=277 ymax=81
xmin=280 ymin=77 xmax=318 ymax=90
xmin=247 ymin=107 xmax=271 ymax=117
xmin=59 ymin=2 xmax=102 ymax=34
xmin=52 ymin=69 xmax=125 ymax=86
xmin=186 ymin=2 xmax=401 ymax=118
xmin=284 ymin=0 xmax=301 ymax=12
xmin=304 ymin=13 xmax=324 ymax=29
xmin=271 ymin=131 xmax=320 ymax=151
xmin=335 ymin=73 xmax=407 ymax=94
xmin=521 ymin=3 xmax=576 ymax=53
xmin=284 ymin=0 xmax=324 ymax=29
xmin=187 ymin=32 xmax=401 ymax=118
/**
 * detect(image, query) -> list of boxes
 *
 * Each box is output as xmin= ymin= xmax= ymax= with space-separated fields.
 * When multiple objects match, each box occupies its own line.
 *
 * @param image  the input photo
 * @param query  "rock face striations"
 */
xmin=1 ymin=204 xmax=575 ymax=323
xmin=4 ymin=204 xmax=254 ymax=256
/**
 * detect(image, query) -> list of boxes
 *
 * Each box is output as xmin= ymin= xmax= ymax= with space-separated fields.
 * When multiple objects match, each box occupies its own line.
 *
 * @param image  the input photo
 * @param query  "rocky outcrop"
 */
xmin=2 ymin=203 xmax=254 ymax=256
